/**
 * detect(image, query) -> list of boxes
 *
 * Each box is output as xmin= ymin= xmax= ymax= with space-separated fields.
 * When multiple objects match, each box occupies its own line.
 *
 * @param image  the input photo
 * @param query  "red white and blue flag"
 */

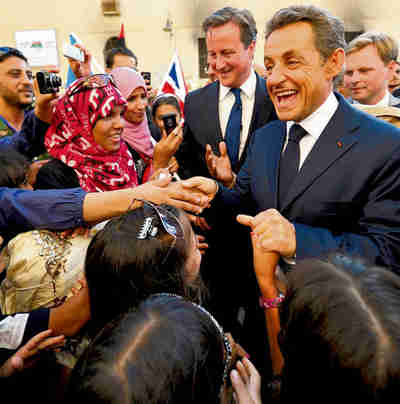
xmin=158 ymin=51 xmax=188 ymax=115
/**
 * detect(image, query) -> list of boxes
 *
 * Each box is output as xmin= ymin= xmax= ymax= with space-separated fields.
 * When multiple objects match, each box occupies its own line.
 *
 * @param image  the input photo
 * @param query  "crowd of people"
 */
xmin=1 ymin=3 xmax=400 ymax=403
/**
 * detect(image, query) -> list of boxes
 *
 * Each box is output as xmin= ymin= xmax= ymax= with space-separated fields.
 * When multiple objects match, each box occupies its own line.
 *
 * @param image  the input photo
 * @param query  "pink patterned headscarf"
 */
xmin=111 ymin=67 xmax=154 ymax=159
xmin=45 ymin=75 xmax=138 ymax=192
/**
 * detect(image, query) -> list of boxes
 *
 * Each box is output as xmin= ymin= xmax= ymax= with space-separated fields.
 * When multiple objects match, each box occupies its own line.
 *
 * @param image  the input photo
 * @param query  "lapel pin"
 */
xmin=337 ymin=141 xmax=343 ymax=148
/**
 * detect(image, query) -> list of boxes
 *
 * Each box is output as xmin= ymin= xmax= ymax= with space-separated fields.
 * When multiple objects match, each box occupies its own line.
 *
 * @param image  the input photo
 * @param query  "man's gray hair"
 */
xmin=265 ymin=5 xmax=346 ymax=62
xmin=202 ymin=7 xmax=257 ymax=49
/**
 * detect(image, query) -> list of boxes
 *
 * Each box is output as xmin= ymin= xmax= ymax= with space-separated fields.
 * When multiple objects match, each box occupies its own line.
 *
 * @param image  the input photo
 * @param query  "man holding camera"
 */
xmin=0 ymin=47 xmax=34 ymax=137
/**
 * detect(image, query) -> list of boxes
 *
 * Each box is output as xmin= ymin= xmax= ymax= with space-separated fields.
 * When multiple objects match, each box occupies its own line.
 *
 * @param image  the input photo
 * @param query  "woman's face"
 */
xmin=125 ymin=87 xmax=148 ymax=124
xmin=92 ymin=105 xmax=124 ymax=152
xmin=154 ymin=104 xmax=181 ymax=133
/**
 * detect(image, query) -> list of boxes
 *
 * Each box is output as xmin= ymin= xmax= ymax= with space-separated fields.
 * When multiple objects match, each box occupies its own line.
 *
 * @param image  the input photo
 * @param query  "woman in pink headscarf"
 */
xmin=111 ymin=67 xmax=181 ymax=178
xmin=45 ymin=74 xmax=139 ymax=192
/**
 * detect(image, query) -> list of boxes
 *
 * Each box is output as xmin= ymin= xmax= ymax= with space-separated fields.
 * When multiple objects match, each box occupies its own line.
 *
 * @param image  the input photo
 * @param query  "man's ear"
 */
xmin=386 ymin=59 xmax=397 ymax=79
xmin=247 ymin=40 xmax=256 ymax=60
xmin=324 ymin=48 xmax=345 ymax=80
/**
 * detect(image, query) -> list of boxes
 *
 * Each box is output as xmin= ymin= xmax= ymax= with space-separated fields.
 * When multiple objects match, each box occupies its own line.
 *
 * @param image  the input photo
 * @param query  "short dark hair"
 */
xmin=0 ymin=149 xmax=29 ymax=188
xmin=34 ymin=158 xmax=80 ymax=190
xmin=0 ymin=46 xmax=28 ymax=64
xmin=202 ymin=7 xmax=257 ymax=49
xmin=104 ymin=47 xmax=137 ymax=69
xmin=279 ymin=254 xmax=400 ymax=401
xmin=84 ymin=204 xmax=203 ymax=336
xmin=151 ymin=93 xmax=181 ymax=119
xmin=68 ymin=294 xmax=225 ymax=403
xmin=265 ymin=5 xmax=346 ymax=62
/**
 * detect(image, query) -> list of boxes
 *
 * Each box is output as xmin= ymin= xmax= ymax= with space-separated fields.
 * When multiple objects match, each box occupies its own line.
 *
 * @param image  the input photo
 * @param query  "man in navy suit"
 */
xmin=191 ymin=4 xmax=400 ymax=272
xmin=185 ymin=5 xmax=400 ymax=383
xmin=175 ymin=7 xmax=277 ymax=345
xmin=176 ymin=6 xmax=276 ymax=180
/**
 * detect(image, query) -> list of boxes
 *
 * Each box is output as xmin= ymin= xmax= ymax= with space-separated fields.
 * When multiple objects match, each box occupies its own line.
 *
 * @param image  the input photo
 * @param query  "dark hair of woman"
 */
xmin=68 ymin=294 xmax=225 ymax=403
xmin=34 ymin=158 xmax=80 ymax=190
xmin=0 ymin=149 xmax=29 ymax=188
xmin=279 ymin=254 xmax=400 ymax=403
xmin=84 ymin=203 xmax=203 ymax=336
xmin=151 ymin=93 xmax=181 ymax=119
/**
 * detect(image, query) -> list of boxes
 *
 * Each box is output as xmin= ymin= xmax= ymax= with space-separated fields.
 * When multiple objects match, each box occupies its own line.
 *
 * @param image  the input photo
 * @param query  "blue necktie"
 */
xmin=225 ymin=88 xmax=242 ymax=168
xmin=278 ymin=124 xmax=308 ymax=206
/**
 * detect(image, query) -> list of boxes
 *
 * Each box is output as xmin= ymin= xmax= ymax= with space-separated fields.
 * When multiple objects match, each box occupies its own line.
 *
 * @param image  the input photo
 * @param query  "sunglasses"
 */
xmin=135 ymin=199 xmax=184 ymax=265
xmin=69 ymin=73 xmax=117 ymax=97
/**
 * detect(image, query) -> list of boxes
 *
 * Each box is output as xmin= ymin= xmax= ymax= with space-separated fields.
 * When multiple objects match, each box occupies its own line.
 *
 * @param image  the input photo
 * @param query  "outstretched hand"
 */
xmin=135 ymin=174 xmax=211 ymax=215
xmin=180 ymin=176 xmax=219 ymax=203
xmin=0 ymin=330 xmax=65 ymax=378
xmin=205 ymin=142 xmax=235 ymax=188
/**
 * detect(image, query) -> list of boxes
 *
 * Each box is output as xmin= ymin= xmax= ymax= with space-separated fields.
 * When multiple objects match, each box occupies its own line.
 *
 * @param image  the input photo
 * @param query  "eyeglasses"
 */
xmin=0 ymin=47 xmax=26 ymax=60
xmin=135 ymin=199 xmax=184 ymax=265
xmin=69 ymin=73 xmax=117 ymax=97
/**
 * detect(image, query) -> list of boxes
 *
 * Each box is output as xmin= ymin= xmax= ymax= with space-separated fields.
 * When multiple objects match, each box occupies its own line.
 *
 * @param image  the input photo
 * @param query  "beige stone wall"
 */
xmin=1 ymin=0 xmax=400 ymax=90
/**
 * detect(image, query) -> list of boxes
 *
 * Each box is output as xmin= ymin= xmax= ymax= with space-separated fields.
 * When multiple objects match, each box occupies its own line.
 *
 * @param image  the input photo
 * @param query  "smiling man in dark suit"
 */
xmin=184 ymin=5 xmax=400 ymax=384
xmin=191 ymin=4 xmax=400 ymax=273
xmin=176 ymin=7 xmax=276 ymax=180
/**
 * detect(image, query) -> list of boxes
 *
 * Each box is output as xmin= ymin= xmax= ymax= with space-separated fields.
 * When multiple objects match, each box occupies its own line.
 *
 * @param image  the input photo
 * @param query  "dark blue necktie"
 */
xmin=278 ymin=124 xmax=308 ymax=206
xmin=225 ymin=88 xmax=242 ymax=167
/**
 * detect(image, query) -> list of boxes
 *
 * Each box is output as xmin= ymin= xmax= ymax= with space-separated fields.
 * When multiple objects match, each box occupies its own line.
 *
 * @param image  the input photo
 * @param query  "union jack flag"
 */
xmin=158 ymin=51 xmax=188 ymax=116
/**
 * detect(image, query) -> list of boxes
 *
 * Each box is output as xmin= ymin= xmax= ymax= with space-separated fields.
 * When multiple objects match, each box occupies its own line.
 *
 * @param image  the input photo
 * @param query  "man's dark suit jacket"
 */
xmin=176 ymin=73 xmax=277 ymax=179
xmin=219 ymin=92 xmax=400 ymax=273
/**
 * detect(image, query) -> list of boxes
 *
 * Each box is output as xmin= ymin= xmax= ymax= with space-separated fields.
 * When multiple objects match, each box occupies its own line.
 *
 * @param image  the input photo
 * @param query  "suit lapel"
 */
xmin=281 ymin=95 xmax=361 ymax=212
xmin=202 ymin=82 xmax=223 ymax=147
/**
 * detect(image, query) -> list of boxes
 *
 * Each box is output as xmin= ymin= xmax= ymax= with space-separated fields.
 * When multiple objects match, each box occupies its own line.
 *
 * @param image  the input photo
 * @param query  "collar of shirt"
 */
xmin=219 ymin=69 xmax=257 ymax=101
xmin=286 ymin=91 xmax=339 ymax=140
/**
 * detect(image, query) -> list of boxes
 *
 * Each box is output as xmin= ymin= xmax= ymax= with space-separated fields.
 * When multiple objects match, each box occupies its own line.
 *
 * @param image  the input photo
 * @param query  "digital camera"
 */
xmin=36 ymin=71 xmax=62 ymax=94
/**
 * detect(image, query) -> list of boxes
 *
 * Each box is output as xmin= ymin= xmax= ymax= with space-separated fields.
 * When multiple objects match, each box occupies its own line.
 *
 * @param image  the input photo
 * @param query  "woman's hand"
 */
xmin=0 ymin=330 xmax=65 ymax=378
xmin=65 ymin=44 xmax=92 ymax=79
xmin=153 ymin=122 xmax=183 ymax=171
xmin=230 ymin=358 xmax=262 ymax=404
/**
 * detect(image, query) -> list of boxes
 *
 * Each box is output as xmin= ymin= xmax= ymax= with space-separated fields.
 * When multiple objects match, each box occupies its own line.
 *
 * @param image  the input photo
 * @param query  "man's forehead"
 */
xmin=0 ymin=56 xmax=30 ymax=71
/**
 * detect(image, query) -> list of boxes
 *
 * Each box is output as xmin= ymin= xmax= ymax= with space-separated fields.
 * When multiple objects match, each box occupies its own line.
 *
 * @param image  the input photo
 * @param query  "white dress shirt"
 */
xmin=285 ymin=92 xmax=339 ymax=169
xmin=219 ymin=70 xmax=257 ymax=159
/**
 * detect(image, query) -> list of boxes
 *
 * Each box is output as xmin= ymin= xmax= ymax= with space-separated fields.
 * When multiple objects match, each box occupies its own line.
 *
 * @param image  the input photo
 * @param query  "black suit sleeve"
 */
xmin=176 ymin=93 xmax=210 ymax=179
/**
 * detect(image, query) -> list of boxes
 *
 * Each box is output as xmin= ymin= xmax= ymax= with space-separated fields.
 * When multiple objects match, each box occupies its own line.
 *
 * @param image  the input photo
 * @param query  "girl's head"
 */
xmin=280 ymin=254 xmax=400 ymax=402
xmin=151 ymin=93 xmax=181 ymax=133
xmin=0 ymin=149 xmax=30 ymax=189
xmin=84 ymin=203 xmax=203 ymax=334
xmin=111 ymin=67 xmax=148 ymax=125
xmin=68 ymin=294 xmax=231 ymax=404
